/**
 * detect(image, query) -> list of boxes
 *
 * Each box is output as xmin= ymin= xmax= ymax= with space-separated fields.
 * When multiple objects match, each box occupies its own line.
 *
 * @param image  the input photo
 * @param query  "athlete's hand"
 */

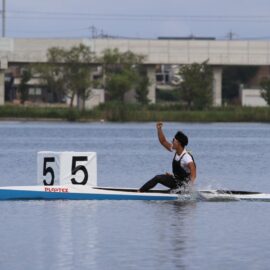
xmin=156 ymin=122 xmax=163 ymax=129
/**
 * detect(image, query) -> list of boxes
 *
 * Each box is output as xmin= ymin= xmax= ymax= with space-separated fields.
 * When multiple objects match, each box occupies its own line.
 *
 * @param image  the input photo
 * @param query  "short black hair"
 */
xmin=174 ymin=131 xmax=188 ymax=147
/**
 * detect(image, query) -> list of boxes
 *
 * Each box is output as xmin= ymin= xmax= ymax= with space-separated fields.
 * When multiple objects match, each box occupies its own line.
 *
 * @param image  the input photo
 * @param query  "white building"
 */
xmin=241 ymin=89 xmax=268 ymax=107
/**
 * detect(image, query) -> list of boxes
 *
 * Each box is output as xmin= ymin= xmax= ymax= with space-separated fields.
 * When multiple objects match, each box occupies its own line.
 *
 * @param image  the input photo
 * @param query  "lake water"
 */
xmin=0 ymin=121 xmax=270 ymax=270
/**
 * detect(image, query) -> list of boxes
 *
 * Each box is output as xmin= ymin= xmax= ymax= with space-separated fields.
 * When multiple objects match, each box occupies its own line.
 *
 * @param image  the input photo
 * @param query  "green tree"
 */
xmin=135 ymin=67 xmax=150 ymax=104
xmin=177 ymin=61 xmax=213 ymax=109
xmin=33 ymin=62 xmax=66 ymax=103
xmin=106 ymin=70 xmax=136 ymax=101
xmin=62 ymin=44 xmax=94 ymax=109
xmin=101 ymin=48 xmax=148 ymax=102
xmin=35 ymin=44 xmax=94 ymax=110
xmin=260 ymin=78 xmax=270 ymax=105
xmin=19 ymin=68 xmax=31 ymax=104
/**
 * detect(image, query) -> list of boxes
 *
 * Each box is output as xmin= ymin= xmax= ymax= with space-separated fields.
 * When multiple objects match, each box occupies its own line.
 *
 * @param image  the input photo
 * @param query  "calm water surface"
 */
xmin=0 ymin=122 xmax=270 ymax=270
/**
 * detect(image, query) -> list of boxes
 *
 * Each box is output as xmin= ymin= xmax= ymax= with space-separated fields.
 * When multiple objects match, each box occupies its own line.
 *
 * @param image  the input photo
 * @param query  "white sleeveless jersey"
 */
xmin=174 ymin=150 xmax=193 ymax=173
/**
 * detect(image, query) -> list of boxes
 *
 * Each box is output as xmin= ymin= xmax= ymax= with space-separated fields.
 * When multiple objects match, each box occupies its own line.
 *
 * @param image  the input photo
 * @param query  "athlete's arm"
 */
xmin=188 ymin=162 xmax=196 ymax=184
xmin=156 ymin=122 xmax=172 ymax=152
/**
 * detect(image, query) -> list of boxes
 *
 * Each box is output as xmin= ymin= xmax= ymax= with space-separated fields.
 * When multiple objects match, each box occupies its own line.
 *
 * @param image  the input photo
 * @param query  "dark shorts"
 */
xmin=139 ymin=174 xmax=189 ymax=192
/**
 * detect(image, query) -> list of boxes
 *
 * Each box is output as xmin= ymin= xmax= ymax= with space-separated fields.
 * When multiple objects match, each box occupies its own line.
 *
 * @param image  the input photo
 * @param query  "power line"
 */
xmin=7 ymin=10 xmax=270 ymax=18
xmin=8 ymin=27 xmax=89 ymax=34
xmin=5 ymin=9 xmax=270 ymax=39
xmin=5 ymin=10 xmax=270 ymax=22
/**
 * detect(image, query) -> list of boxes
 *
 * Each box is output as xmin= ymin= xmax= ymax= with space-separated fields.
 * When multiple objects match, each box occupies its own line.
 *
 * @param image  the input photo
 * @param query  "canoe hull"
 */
xmin=0 ymin=186 xmax=269 ymax=201
xmin=0 ymin=186 xmax=179 ymax=201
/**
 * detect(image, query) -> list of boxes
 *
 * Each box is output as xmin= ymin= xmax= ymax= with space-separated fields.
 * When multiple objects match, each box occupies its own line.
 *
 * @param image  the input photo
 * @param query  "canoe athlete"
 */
xmin=139 ymin=122 xmax=196 ymax=192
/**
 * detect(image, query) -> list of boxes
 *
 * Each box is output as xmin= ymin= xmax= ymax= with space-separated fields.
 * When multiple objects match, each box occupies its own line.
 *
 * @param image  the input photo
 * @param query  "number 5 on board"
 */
xmin=37 ymin=152 xmax=97 ymax=186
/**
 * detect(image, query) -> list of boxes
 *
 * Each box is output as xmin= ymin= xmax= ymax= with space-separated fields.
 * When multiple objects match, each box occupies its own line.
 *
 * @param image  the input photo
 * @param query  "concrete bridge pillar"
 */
xmin=146 ymin=65 xmax=156 ymax=103
xmin=0 ymin=71 xmax=4 ymax=105
xmin=0 ymin=58 xmax=8 ymax=105
xmin=212 ymin=67 xmax=222 ymax=106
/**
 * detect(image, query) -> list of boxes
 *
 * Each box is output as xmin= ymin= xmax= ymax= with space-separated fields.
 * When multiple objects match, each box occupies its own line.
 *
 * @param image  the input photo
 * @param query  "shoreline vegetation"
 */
xmin=0 ymin=103 xmax=270 ymax=122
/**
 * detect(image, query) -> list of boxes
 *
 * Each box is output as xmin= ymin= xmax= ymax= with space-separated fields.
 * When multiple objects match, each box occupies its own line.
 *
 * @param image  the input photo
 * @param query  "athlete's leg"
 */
xmin=139 ymin=174 xmax=177 ymax=192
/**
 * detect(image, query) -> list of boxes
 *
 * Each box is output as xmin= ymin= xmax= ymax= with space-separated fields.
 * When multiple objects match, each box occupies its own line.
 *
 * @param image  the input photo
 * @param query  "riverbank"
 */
xmin=0 ymin=104 xmax=270 ymax=122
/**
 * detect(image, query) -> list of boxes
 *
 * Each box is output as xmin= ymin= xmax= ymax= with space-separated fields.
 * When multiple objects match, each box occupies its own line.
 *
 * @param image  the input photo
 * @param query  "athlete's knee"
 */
xmin=152 ymin=174 xmax=167 ymax=183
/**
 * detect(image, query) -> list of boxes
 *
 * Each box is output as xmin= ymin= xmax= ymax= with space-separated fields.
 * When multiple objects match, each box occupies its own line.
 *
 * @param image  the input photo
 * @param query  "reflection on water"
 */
xmin=0 ymin=122 xmax=270 ymax=269
xmin=0 ymin=200 xmax=198 ymax=270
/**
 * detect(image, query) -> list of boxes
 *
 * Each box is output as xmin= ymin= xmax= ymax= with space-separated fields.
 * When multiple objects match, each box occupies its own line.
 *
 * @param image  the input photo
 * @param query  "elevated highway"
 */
xmin=1 ymin=38 xmax=270 ymax=105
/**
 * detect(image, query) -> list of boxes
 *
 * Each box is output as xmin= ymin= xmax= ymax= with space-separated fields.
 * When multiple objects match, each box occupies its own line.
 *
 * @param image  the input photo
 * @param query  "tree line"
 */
xmin=18 ymin=43 xmax=239 ymax=110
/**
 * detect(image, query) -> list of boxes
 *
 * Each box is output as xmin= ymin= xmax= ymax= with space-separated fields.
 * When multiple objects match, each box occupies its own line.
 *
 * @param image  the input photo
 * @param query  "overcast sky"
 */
xmin=4 ymin=0 xmax=270 ymax=39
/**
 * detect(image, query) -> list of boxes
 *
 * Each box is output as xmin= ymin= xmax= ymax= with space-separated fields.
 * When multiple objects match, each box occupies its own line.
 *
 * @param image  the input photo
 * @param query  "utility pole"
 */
xmin=226 ymin=31 xmax=237 ymax=40
xmin=89 ymin=25 xmax=97 ymax=39
xmin=2 ymin=0 xmax=5 ymax=37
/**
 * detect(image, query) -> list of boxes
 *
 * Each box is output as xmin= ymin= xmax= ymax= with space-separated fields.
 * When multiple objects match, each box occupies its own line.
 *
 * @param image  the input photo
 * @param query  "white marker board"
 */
xmin=37 ymin=152 xmax=97 ymax=186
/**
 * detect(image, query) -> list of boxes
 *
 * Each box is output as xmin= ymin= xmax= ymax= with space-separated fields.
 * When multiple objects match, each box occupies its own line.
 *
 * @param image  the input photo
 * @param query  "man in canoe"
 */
xmin=139 ymin=122 xmax=196 ymax=192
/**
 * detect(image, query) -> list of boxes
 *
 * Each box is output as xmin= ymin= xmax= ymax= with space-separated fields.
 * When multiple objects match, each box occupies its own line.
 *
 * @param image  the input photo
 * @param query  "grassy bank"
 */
xmin=0 ymin=104 xmax=270 ymax=122
xmin=89 ymin=103 xmax=270 ymax=122
xmin=0 ymin=105 xmax=78 ymax=121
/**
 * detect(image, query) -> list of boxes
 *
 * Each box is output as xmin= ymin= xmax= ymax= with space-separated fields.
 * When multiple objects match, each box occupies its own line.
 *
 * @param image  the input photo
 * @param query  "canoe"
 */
xmin=0 ymin=185 xmax=269 ymax=201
